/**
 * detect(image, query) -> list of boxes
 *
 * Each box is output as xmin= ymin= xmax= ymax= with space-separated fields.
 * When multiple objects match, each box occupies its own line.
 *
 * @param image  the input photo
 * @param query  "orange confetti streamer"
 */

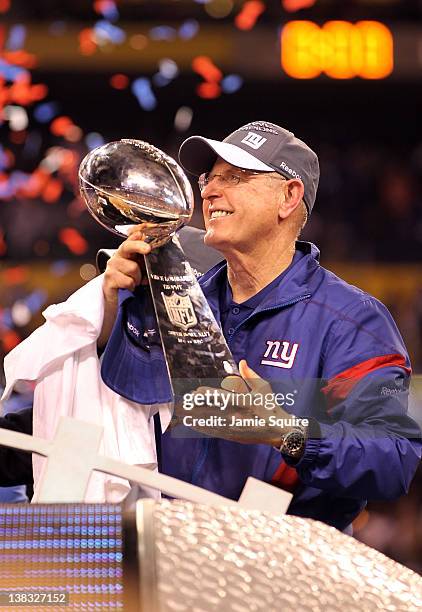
xmin=18 ymin=167 xmax=50 ymax=199
xmin=192 ymin=56 xmax=223 ymax=83
xmin=42 ymin=178 xmax=63 ymax=203
xmin=282 ymin=0 xmax=317 ymax=11
xmin=0 ymin=0 xmax=10 ymax=14
xmin=50 ymin=116 xmax=74 ymax=137
xmin=3 ymin=266 xmax=29 ymax=285
xmin=110 ymin=73 xmax=129 ymax=89
xmin=235 ymin=1 xmax=265 ymax=31
xmin=196 ymin=82 xmax=221 ymax=99
xmin=79 ymin=28 xmax=97 ymax=56
xmin=2 ymin=50 xmax=37 ymax=69
xmin=2 ymin=330 xmax=21 ymax=352
xmin=94 ymin=0 xmax=115 ymax=15
xmin=59 ymin=228 xmax=88 ymax=255
xmin=4 ymin=74 xmax=48 ymax=108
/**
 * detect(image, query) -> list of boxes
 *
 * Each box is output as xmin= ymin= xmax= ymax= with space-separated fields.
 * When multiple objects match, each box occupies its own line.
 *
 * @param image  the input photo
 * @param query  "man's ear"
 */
xmin=278 ymin=179 xmax=305 ymax=220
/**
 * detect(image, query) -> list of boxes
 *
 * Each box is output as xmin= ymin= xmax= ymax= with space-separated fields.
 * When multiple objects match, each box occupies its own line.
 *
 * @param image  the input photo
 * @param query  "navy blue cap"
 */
xmin=101 ymin=286 xmax=172 ymax=405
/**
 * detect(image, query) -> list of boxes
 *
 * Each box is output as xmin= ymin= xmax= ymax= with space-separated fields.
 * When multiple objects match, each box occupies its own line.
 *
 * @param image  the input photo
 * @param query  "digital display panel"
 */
xmin=281 ymin=21 xmax=394 ymax=79
xmin=0 ymin=504 xmax=124 ymax=610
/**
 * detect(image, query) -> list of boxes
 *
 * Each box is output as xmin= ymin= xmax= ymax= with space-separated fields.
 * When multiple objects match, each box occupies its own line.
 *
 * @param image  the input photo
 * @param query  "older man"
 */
xmin=99 ymin=121 xmax=420 ymax=531
xmin=1 ymin=122 xmax=420 ymax=530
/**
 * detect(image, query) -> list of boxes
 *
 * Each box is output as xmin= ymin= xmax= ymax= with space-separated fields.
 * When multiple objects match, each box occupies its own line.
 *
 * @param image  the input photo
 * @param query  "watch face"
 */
xmin=282 ymin=431 xmax=305 ymax=456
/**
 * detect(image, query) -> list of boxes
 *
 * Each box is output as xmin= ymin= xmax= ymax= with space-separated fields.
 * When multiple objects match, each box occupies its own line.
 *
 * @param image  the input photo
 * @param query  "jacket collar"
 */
xmin=199 ymin=241 xmax=320 ymax=316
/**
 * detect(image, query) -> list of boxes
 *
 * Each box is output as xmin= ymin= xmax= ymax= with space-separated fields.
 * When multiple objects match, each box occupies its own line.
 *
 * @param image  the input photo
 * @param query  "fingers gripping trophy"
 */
xmin=79 ymin=139 xmax=239 ymax=398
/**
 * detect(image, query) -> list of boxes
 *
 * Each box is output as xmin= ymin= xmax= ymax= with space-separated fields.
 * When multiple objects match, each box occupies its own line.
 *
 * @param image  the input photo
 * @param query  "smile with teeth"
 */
xmin=210 ymin=210 xmax=233 ymax=219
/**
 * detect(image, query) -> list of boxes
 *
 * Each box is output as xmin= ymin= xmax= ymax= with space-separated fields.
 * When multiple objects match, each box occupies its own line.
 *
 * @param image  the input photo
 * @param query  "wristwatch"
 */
xmin=275 ymin=426 xmax=307 ymax=459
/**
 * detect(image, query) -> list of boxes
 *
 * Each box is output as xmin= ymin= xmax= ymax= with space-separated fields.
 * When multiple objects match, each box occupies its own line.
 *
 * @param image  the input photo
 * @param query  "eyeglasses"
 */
xmin=198 ymin=169 xmax=266 ymax=192
xmin=198 ymin=169 xmax=287 ymax=192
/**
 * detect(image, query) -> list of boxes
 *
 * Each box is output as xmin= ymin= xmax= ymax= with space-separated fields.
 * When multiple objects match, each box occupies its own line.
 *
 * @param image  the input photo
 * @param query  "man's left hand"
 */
xmin=177 ymin=360 xmax=298 ymax=446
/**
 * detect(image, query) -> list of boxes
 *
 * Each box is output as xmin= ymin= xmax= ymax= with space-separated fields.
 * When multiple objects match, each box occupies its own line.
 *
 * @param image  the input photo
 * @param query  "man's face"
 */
xmin=200 ymin=159 xmax=285 ymax=253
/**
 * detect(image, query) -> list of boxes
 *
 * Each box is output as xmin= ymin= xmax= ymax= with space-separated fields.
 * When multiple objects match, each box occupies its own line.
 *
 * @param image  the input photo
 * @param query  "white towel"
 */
xmin=2 ymin=274 xmax=172 ymax=502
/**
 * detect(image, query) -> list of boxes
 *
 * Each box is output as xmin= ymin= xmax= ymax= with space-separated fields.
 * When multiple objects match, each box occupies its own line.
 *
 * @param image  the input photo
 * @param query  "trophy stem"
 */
xmin=144 ymin=235 xmax=239 ymax=397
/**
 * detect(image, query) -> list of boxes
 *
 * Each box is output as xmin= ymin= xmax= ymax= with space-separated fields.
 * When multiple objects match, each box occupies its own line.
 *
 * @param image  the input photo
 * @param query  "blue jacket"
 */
xmin=160 ymin=242 xmax=421 ymax=530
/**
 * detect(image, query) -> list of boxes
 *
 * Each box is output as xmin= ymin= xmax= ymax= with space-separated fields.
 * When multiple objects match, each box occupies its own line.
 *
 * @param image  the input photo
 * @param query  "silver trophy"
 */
xmin=79 ymin=139 xmax=239 ymax=396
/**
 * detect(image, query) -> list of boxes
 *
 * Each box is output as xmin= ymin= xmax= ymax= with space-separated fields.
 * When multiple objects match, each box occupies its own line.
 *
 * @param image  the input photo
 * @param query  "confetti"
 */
xmin=33 ymin=101 xmax=59 ymax=123
xmin=93 ymin=0 xmax=119 ymax=22
xmin=179 ymin=20 xmax=199 ymax=40
xmin=235 ymin=1 xmax=266 ymax=31
xmin=3 ymin=266 xmax=29 ymax=285
xmin=196 ymin=82 xmax=221 ymax=99
xmin=4 ymin=104 xmax=28 ymax=130
xmin=6 ymin=25 xmax=26 ymax=51
xmin=79 ymin=28 xmax=97 ymax=56
xmin=0 ymin=0 xmax=10 ymax=14
xmin=94 ymin=20 xmax=126 ymax=45
xmin=221 ymin=74 xmax=243 ymax=93
xmin=85 ymin=132 xmax=105 ymax=150
xmin=110 ymin=73 xmax=129 ymax=89
xmin=282 ymin=0 xmax=317 ymax=11
xmin=192 ymin=56 xmax=223 ymax=83
xmin=131 ymin=77 xmax=157 ymax=111
xmin=59 ymin=228 xmax=88 ymax=255
xmin=50 ymin=116 xmax=74 ymax=137
xmin=174 ymin=106 xmax=193 ymax=132
xmin=1 ymin=329 xmax=21 ymax=352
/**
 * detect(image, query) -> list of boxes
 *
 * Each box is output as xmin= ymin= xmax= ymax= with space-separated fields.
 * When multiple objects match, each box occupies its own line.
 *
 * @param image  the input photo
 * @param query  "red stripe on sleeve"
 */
xmin=271 ymin=461 xmax=299 ymax=492
xmin=322 ymin=353 xmax=410 ymax=412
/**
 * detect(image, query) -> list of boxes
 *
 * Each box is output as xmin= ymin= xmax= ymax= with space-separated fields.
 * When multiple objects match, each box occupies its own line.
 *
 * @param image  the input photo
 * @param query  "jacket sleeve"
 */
xmin=285 ymin=298 xmax=422 ymax=500
xmin=0 ymin=407 xmax=33 ymax=487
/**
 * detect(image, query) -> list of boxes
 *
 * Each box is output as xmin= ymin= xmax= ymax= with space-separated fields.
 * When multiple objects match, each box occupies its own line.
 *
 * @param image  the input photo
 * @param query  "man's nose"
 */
xmin=200 ymin=175 xmax=222 ymax=199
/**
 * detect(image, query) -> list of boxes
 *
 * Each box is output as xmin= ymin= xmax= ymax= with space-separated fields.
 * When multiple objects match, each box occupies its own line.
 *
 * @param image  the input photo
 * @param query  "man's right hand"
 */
xmin=99 ymin=227 xmax=153 ymax=347
xmin=103 ymin=229 xmax=152 ymax=304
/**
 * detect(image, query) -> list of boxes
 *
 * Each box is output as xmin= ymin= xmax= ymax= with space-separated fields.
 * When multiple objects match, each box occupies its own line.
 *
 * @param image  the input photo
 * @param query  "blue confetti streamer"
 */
xmin=221 ymin=74 xmax=244 ymax=94
xmin=0 ymin=171 xmax=28 ymax=198
xmin=85 ymin=132 xmax=105 ymax=150
xmin=98 ymin=1 xmax=120 ymax=22
xmin=131 ymin=78 xmax=157 ymax=111
xmin=6 ymin=24 xmax=26 ymax=51
xmin=0 ymin=60 xmax=27 ymax=81
xmin=179 ymin=20 xmax=199 ymax=40
xmin=94 ymin=20 xmax=126 ymax=44
xmin=25 ymin=290 xmax=47 ymax=313
xmin=33 ymin=102 xmax=59 ymax=124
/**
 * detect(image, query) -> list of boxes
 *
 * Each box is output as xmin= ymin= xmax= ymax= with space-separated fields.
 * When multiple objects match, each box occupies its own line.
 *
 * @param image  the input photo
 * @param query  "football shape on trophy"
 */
xmin=79 ymin=138 xmax=194 ymax=245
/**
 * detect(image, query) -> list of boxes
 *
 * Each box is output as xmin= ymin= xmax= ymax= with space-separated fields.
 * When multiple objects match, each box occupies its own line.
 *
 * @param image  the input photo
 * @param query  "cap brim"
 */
xmin=179 ymin=136 xmax=274 ymax=176
xmin=101 ymin=290 xmax=172 ymax=405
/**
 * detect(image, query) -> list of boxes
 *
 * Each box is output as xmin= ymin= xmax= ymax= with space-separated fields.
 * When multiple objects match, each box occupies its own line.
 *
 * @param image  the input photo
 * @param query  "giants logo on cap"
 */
xmin=241 ymin=132 xmax=267 ymax=150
